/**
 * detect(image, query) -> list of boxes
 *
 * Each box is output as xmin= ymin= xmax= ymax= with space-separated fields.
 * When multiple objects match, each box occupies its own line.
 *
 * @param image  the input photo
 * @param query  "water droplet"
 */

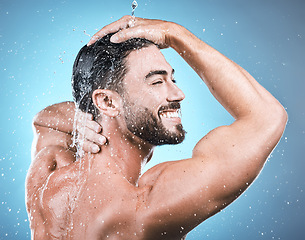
xmin=131 ymin=0 xmax=138 ymax=16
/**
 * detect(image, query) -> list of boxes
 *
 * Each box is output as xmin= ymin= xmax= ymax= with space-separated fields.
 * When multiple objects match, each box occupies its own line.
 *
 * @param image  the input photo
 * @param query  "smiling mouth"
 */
xmin=159 ymin=109 xmax=180 ymax=119
xmin=158 ymin=102 xmax=182 ymax=123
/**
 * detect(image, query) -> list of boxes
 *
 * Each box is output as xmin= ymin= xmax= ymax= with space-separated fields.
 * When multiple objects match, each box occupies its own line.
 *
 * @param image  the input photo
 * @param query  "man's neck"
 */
xmin=88 ymin=120 xmax=154 ymax=186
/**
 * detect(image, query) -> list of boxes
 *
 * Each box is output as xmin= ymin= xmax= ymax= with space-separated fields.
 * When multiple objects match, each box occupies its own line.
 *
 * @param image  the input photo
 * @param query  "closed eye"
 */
xmin=151 ymin=80 xmax=163 ymax=85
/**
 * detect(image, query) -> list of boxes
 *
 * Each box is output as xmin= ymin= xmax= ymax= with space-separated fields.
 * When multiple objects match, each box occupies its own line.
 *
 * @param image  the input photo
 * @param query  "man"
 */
xmin=26 ymin=16 xmax=287 ymax=239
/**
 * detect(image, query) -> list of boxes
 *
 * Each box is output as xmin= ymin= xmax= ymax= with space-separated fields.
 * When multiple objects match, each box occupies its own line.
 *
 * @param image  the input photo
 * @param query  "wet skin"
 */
xmin=26 ymin=16 xmax=287 ymax=240
xmin=30 ymin=151 xmax=187 ymax=239
xmin=27 ymin=46 xmax=189 ymax=240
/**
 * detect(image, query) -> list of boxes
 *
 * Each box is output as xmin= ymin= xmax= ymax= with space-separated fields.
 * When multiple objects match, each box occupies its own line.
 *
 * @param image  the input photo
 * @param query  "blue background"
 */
xmin=0 ymin=0 xmax=304 ymax=239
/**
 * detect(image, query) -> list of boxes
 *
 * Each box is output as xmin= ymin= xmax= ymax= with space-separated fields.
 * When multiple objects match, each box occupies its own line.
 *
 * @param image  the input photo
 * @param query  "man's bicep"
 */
xmin=139 ymin=128 xmax=232 ymax=224
xmin=192 ymin=119 xmax=273 ymax=177
xmin=192 ymin=121 xmax=270 ymax=195
xmin=142 ymin=121 xmax=273 ymax=231
xmin=192 ymin=125 xmax=232 ymax=160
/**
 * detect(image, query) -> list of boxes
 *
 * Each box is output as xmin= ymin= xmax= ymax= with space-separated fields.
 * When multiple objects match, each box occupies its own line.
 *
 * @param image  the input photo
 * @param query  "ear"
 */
xmin=92 ymin=89 xmax=121 ymax=117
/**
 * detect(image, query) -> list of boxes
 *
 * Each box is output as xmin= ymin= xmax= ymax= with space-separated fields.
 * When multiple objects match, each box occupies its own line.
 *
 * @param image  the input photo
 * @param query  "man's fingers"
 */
xmin=110 ymin=25 xmax=150 ymax=43
xmin=88 ymin=20 xmax=126 ymax=45
xmin=76 ymin=110 xmax=93 ymax=121
xmin=74 ymin=109 xmax=106 ymax=155
xmin=110 ymin=28 xmax=135 ymax=43
xmin=81 ymin=119 xmax=102 ymax=133
xmin=87 ymin=16 xmax=170 ymax=47
xmin=78 ymin=126 xmax=107 ymax=146
xmin=82 ymin=140 xmax=100 ymax=154
xmin=75 ymin=111 xmax=102 ymax=133
xmin=110 ymin=26 xmax=168 ymax=48
xmin=87 ymin=35 xmax=101 ymax=46
xmin=84 ymin=112 xmax=94 ymax=121
xmin=88 ymin=15 xmax=136 ymax=46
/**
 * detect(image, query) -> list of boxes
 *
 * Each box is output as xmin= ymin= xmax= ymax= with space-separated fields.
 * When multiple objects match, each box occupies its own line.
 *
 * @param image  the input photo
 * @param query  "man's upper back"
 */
xmin=27 ymin=148 xmax=188 ymax=240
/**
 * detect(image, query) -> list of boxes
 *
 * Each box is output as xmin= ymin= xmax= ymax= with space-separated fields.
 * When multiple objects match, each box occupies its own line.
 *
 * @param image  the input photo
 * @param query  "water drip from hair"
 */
xmin=73 ymin=98 xmax=92 ymax=162
xmin=72 ymin=96 xmax=94 ymax=178
xmin=131 ymin=0 xmax=138 ymax=16
xmin=69 ymin=98 xmax=93 ymax=226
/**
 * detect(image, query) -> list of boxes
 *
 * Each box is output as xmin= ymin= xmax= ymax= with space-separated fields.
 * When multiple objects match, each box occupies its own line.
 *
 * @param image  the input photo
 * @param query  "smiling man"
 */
xmin=120 ymin=51 xmax=185 ymax=146
xmin=26 ymin=16 xmax=287 ymax=239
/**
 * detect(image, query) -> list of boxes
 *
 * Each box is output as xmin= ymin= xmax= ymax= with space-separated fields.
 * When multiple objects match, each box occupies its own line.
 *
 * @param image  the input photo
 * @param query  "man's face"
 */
xmin=121 ymin=45 xmax=186 ymax=146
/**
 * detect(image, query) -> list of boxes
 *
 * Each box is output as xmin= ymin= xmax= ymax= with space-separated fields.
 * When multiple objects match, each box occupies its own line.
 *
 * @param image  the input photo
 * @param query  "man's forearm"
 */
xmin=168 ymin=23 xmax=285 ymax=120
xmin=33 ymin=101 xmax=75 ymax=133
xmin=32 ymin=101 xmax=104 ymax=158
xmin=169 ymin=22 xmax=287 ymax=201
xmin=32 ymin=101 xmax=76 ymax=157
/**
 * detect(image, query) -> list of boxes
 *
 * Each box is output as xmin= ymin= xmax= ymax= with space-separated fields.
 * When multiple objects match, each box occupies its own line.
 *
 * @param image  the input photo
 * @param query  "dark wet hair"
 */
xmin=72 ymin=33 xmax=155 ymax=118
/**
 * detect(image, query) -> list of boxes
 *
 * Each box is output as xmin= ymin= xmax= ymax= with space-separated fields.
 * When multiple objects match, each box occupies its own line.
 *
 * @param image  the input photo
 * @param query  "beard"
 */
xmin=122 ymin=96 xmax=186 ymax=146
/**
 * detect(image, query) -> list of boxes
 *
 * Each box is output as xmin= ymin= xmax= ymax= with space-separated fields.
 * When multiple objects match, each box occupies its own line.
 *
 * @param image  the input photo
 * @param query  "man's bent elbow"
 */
xmin=32 ymin=114 xmax=41 ymax=132
xmin=32 ymin=106 xmax=52 ymax=129
xmin=267 ymin=102 xmax=288 ymax=140
xmin=274 ymin=102 xmax=287 ymax=129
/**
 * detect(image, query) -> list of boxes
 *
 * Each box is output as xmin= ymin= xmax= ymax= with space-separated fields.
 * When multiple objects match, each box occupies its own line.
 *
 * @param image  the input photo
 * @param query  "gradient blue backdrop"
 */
xmin=0 ymin=0 xmax=304 ymax=239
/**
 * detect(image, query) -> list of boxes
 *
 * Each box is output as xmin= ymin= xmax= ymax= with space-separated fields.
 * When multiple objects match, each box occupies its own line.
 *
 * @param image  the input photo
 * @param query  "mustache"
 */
xmin=158 ymin=102 xmax=181 ymax=113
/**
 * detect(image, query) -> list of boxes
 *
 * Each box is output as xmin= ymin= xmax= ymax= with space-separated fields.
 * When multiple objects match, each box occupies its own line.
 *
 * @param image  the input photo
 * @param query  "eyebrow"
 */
xmin=145 ymin=69 xmax=175 ymax=79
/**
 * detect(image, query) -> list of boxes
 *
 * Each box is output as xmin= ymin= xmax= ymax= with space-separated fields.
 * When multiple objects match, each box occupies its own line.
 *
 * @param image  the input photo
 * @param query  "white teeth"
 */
xmin=160 ymin=111 xmax=179 ymax=118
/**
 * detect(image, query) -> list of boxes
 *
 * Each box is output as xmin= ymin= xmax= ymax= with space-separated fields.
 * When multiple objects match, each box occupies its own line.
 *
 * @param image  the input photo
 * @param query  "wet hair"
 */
xmin=72 ymin=33 xmax=155 ymax=119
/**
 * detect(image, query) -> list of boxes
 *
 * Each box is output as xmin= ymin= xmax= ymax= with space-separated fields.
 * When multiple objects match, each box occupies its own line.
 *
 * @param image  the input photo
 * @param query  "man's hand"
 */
xmin=88 ymin=15 xmax=175 ymax=48
xmin=32 ymin=102 xmax=107 ymax=159
xmin=73 ymin=110 xmax=107 ymax=155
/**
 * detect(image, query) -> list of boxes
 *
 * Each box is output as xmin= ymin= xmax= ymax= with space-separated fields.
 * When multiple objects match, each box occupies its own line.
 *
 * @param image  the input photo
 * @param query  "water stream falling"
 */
xmin=131 ymin=0 xmax=138 ymax=16
xmin=68 ymin=1 xmax=140 ymax=231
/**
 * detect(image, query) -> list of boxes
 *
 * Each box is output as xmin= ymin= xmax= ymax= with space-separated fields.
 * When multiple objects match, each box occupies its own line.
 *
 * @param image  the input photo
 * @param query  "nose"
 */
xmin=166 ymin=82 xmax=185 ymax=102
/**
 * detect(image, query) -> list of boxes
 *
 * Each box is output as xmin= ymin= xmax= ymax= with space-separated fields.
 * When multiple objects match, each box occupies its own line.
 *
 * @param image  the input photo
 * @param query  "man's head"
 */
xmin=72 ymin=34 xmax=186 ymax=146
xmin=72 ymin=33 xmax=153 ymax=117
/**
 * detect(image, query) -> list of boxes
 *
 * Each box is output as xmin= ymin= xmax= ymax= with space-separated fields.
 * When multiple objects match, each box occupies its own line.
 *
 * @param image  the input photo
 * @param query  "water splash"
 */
xmin=72 ymin=110 xmax=87 ymax=161
xmin=131 ymin=0 xmax=138 ymax=16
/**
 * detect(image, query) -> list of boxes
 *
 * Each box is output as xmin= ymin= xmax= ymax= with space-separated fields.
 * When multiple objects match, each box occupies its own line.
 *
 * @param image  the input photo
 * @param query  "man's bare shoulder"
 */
xmin=26 ymin=146 xmax=79 ymax=239
xmin=26 ymin=146 xmax=75 ymax=199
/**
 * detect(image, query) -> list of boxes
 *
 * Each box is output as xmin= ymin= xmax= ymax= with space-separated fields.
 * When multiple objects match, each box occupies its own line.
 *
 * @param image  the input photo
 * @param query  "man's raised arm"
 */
xmin=89 ymin=16 xmax=287 ymax=234
xmin=32 ymin=101 xmax=105 ymax=158
xmin=28 ymin=101 xmax=105 ymax=192
xmin=32 ymin=101 xmax=75 ymax=157
xmin=27 ymin=101 xmax=106 ymax=208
